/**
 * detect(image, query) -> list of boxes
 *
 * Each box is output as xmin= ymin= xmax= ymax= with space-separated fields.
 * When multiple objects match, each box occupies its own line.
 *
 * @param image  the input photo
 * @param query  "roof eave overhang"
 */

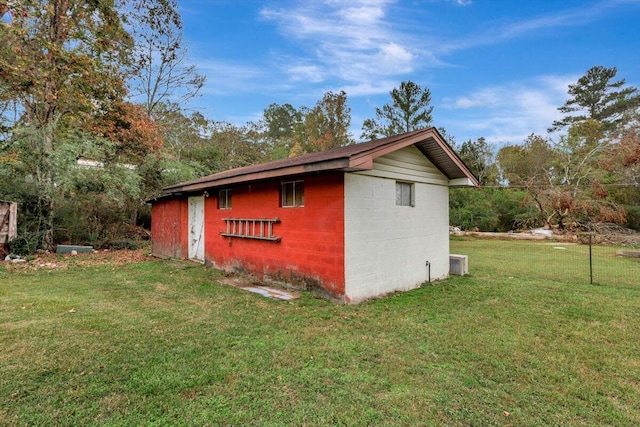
xmin=145 ymin=192 xmax=183 ymax=204
xmin=449 ymin=177 xmax=477 ymax=187
xmin=350 ymin=128 xmax=479 ymax=187
xmin=164 ymin=158 xmax=354 ymax=194
xmin=156 ymin=127 xmax=479 ymax=200
xmin=441 ymin=156 xmax=479 ymax=188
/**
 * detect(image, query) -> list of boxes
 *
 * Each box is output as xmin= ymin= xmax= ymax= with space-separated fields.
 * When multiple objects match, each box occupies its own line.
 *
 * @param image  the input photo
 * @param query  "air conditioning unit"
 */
xmin=449 ymin=254 xmax=468 ymax=276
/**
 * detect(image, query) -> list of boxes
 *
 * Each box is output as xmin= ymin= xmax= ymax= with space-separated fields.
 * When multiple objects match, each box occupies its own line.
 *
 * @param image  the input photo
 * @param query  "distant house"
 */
xmin=149 ymin=128 xmax=478 ymax=303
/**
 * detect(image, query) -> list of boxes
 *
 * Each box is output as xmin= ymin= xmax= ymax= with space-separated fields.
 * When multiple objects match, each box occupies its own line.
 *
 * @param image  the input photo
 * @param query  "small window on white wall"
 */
xmin=396 ymin=181 xmax=414 ymax=207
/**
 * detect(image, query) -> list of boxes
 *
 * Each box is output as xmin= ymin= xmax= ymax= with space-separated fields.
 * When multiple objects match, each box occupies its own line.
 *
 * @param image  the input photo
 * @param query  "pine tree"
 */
xmin=550 ymin=66 xmax=640 ymax=132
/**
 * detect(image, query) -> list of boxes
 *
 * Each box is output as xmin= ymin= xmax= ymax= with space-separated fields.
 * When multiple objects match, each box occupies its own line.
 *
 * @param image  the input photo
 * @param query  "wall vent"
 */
xmin=449 ymin=254 xmax=468 ymax=276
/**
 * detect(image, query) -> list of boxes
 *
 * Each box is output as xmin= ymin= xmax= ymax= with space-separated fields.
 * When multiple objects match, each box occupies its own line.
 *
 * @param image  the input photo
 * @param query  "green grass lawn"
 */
xmin=1 ymin=241 xmax=639 ymax=426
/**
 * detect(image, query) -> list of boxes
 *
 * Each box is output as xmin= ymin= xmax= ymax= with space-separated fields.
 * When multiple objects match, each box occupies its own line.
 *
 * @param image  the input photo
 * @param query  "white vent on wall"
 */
xmin=450 ymin=254 xmax=468 ymax=276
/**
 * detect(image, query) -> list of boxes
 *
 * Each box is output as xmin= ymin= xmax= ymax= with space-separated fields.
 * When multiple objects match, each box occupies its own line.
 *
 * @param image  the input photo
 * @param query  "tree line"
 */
xmin=451 ymin=66 xmax=640 ymax=233
xmin=1 ymin=2 xmax=639 ymax=254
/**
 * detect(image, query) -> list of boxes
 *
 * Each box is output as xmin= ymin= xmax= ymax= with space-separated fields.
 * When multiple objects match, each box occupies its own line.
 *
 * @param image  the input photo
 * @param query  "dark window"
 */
xmin=396 ymin=182 xmax=414 ymax=207
xmin=218 ymin=189 xmax=231 ymax=209
xmin=281 ymin=181 xmax=304 ymax=207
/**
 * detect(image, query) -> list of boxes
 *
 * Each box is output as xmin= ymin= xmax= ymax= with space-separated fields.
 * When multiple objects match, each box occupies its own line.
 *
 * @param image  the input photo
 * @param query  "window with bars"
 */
xmin=281 ymin=180 xmax=304 ymax=207
xmin=396 ymin=181 xmax=415 ymax=207
xmin=218 ymin=189 xmax=231 ymax=209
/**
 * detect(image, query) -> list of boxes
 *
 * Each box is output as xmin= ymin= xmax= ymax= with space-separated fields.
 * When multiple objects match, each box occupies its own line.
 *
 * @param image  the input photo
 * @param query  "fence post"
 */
xmin=589 ymin=234 xmax=593 ymax=285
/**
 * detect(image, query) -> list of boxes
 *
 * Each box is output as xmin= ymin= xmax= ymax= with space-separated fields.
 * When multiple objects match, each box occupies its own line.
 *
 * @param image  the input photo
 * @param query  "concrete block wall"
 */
xmin=343 ymin=146 xmax=450 ymax=303
xmin=204 ymin=172 xmax=346 ymax=297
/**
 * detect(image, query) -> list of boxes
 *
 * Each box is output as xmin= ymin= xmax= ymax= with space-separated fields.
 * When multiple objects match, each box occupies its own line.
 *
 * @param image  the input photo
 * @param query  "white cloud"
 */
xmin=286 ymin=63 xmax=326 ymax=83
xmin=340 ymin=79 xmax=400 ymax=97
xmin=258 ymin=0 xmax=614 ymax=97
xmin=440 ymin=74 xmax=577 ymax=144
xmin=185 ymin=0 xmax=636 ymax=136
xmin=337 ymin=4 xmax=386 ymax=22
xmin=439 ymin=1 xmax=628 ymax=54
xmin=261 ymin=0 xmax=419 ymax=92
xmin=194 ymin=60 xmax=278 ymax=95
xmin=448 ymin=97 xmax=482 ymax=109
xmin=378 ymin=42 xmax=414 ymax=66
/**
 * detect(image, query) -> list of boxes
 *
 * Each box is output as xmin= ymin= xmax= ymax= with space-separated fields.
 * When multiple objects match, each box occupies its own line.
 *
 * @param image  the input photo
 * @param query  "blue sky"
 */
xmin=179 ymin=0 xmax=640 ymax=145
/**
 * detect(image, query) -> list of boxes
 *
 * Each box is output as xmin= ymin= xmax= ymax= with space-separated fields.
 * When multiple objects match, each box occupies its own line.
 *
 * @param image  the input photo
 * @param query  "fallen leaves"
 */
xmin=4 ymin=249 xmax=150 ymax=272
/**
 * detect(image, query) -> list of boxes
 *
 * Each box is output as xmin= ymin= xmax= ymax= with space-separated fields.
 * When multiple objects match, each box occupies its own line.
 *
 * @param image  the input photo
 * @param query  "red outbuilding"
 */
xmin=149 ymin=128 xmax=478 ymax=303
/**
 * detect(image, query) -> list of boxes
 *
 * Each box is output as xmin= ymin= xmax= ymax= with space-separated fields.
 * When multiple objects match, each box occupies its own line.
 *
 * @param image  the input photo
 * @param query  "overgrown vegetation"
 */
xmin=1 ymin=240 xmax=639 ymax=425
xmin=450 ymin=66 xmax=640 ymax=232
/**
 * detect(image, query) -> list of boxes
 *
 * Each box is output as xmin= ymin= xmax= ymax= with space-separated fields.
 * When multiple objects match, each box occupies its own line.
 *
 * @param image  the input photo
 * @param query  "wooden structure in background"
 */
xmin=0 ymin=200 xmax=18 ymax=254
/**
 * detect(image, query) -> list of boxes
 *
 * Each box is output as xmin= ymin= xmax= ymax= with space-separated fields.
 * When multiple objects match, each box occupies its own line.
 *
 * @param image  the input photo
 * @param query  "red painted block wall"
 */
xmin=204 ymin=172 xmax=345 ymax=297
xmin=151 ymin=198 xmax=187 ymax=259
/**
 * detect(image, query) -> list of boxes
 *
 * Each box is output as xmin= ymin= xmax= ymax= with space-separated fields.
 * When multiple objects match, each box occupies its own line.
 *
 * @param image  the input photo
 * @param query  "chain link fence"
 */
xmin=450 ymin=231 xmax=640 ymax=288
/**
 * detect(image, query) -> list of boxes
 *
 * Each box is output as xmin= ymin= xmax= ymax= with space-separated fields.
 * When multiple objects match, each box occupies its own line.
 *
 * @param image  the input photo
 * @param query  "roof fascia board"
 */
xmin=431 ymin=133 xmax=480 ymax=187
xmin=348 ymin=128 xmax=479 ymax=187
xmin=449 ymin=177 xmax=477 ymax=187
xmin=170 ymin=158 xmax=352 ymax=193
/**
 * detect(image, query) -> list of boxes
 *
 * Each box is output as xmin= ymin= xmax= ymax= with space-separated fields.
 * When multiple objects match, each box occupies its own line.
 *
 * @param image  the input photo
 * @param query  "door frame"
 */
xmin=188 ymin=196 xmax=205 ymax=262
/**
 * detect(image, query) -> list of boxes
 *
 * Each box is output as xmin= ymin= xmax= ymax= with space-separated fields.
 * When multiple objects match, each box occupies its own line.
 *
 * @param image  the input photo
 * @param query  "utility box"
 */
xmin=56 ymin=245 xmax=94 ymax=254
xmin=449 ymin=254 xmax=468 ymax=276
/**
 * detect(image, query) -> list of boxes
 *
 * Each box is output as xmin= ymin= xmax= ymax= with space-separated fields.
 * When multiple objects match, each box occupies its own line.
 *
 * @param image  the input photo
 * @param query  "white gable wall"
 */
xmin=344 ymin=145 xmax=450 ymax=303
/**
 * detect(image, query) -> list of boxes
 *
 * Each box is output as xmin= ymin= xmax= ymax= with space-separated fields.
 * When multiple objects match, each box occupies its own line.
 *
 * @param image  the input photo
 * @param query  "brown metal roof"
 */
xmin=159 ymin=127 xmax=478 ymax=196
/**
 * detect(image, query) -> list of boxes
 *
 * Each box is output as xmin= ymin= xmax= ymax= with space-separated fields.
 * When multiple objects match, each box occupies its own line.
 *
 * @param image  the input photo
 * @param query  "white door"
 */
xmin=188 ymin=196 xmax=205 ymax=261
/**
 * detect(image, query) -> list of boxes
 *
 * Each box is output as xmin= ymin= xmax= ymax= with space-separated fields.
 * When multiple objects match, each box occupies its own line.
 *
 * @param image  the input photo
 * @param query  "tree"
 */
xmin=449 ymin=187 xmax=533 ymax=232
xmin=456 ymin=137 xmax=498 ymax=187
xmin=260 ymin=103 xmax=303 ymax=159
xmin=258 ymin=92 xmax=353 ymax=158
xmin=437 ymin=126 xmax=457 ymax=147
xmin=300 ymin=90 xmax=353 ymax=153
xmin=601 ymin=114 xmax=640 ymax=230
xmin=209 ymin=122 xmax=264 ymax=171
xmin=498 ymin=135 xmax=558 ymax=227
xmin=98 ymin=0 xmax=199 ymax=218
xmin=498 ymin=131 xmax=625 ymax=230
xmin=263 ymin=103 xmax=303 ymax=141
xmin=90 ymin=101 xmax=164 ymax=161
xmin=550 ymin=66 xmax=640 ymax=132
xmin=150 ymin=102 xmax=209 ymax=162
xmin=543 ymin=65 xmax=639 ymax=229
xmin=607 ymin=113 xmax=640 ymax=168
xmin=361 ymin=81 xmax=433 ymax=140
xmin=0 ymin=0 xmax=133 ymax=249
xmin=554 ymin=123 xmax=624 ymax=228
xmin=554 ymin=120 xmax=605 ymax=193
xmin=127 ymin=0 xmax=205 ymax=119
xmin=52 ymin=133 xmax=143 ymax=245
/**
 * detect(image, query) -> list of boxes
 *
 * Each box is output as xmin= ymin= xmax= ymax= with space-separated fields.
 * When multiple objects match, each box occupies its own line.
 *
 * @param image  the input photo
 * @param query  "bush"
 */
xmin=450 ymin=188 xmax=536 ymax=231
xmin=6 ymin=230 xmax=45 ymax=256
xmin=624 ymin=205 xmax=640 ymax=231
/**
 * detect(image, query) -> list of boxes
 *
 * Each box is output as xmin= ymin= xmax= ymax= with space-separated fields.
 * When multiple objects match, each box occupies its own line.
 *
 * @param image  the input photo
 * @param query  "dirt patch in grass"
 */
xmin=220 ymin=274 xmax=300 ymax=301
xmin=3 ymin=249 xmax=150 ymax=272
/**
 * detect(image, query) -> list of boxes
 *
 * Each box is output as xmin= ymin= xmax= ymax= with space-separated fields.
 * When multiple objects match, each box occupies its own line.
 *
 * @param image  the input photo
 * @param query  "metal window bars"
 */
xmin=221 ymin=218 xmax=281 ymax=241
